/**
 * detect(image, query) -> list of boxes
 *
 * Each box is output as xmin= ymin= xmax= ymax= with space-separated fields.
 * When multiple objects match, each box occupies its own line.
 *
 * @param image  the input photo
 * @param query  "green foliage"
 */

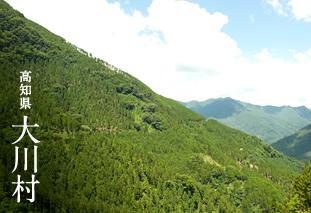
xmin=270 ymin=196 xmax=279 ymax=213
xmin=0 ymin=1 xmax=306 ymax=212
xmin=272 ymin=124 xmax=311 ymax=162
xmin=142 ymin=103 xmax=157 ymax=113
xmin=182 ymin=97 xmax=311 ymax=144
xmin=274 ymin=161 xmax=311 ymax=213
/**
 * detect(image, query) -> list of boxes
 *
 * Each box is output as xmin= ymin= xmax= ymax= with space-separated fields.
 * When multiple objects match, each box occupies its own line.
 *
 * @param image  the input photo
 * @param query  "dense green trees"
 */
xmin=270 ymin=161 xmax=311 ymax=212
xmin=272 ymin=124 xmax=311 ymax=162
xmin=182 ymin=97 xmax=311 ymax=144
xmin=0 ymin=1 xmax=308 ymax=212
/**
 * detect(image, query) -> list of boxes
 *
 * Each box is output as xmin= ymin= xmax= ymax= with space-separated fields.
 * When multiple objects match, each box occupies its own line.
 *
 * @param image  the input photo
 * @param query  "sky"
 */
xmin=5 ymin=0 xmax=311 ymax=107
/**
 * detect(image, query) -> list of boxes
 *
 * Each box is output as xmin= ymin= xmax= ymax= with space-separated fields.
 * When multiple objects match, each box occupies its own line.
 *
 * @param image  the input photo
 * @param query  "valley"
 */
xmin=0 ymin=1 xmax=310 ymax=212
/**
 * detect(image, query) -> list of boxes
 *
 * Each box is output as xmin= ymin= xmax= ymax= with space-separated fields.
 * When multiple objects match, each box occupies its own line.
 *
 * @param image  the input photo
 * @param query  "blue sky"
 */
xmin=108 ymin=0 xmax=311 ymax=61
xmin=5 ymin=0 xmax=311 ymax=107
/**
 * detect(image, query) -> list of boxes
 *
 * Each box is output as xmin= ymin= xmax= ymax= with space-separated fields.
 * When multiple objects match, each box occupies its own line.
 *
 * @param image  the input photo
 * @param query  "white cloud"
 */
xmin=4 ymin=0 xmax=311 ymax=107
xmin=289 ymin=0 xmax=311 ymax=22
xmin=254 ymin=48 xmax=272 ymax=61
xmin=248 ymin=48 xmax=311 ymax=107
xmin=250 ymin=14 xmax=255 ymax=23
xmin=266 ymin=0 xmax=288 ymax=16
xmin=293 ymin=47 xmax=311 ymax=62
xmin=265 ymin=0 xmax=311 ymax=22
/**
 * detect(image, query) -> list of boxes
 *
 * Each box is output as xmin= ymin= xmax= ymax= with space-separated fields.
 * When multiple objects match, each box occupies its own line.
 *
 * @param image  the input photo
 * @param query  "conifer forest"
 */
xmin=0 ymin=1 xmax=311 ymax=212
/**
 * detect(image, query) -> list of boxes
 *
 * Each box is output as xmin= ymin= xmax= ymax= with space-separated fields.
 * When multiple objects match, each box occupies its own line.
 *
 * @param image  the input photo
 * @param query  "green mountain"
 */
xmin=180 ymin=97 xmax=311 ymax=144
xmin=272 ymin=124 xmax=311 ymax=162
xmin=0 ymin=1 xmax=307 ymax=212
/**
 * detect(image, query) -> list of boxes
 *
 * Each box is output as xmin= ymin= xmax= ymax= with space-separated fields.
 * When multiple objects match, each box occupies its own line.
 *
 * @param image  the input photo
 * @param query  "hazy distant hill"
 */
xmin=180 ymin=97 xmax=311 ymax=144
xmin=272 ymin=124 xmax=311 ymax=162
xmin=0 ymin=1 xmax=307 ymax=212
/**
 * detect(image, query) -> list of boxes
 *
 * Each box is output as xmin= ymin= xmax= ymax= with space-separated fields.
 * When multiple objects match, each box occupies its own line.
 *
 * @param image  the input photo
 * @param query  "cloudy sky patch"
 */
xmin=5 ymin=0 xmax=311 ymax=107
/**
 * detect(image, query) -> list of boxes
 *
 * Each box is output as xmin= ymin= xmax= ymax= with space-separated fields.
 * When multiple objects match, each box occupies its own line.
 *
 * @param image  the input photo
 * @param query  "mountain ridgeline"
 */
xmin=0 ymin=1 xmax=310 ymax=212
xmin=180 ymin=97 xmax=311 ymax=144
xmin=272 ymin=124 xmax=311 ymax=162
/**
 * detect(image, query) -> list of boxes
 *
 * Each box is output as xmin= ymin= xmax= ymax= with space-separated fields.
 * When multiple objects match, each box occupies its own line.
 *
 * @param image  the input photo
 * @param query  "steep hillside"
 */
xmin=181 ymin=97 xmax=311 ymax=144
xmin=272 ymin=124 xmax=311 ymax=162
xmin=0 ymin=1 xmax=306 ymax=212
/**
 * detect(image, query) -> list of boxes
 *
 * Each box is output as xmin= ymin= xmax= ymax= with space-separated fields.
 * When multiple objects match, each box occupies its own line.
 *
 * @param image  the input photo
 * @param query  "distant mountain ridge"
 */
xmin=272 ymin=124 xmax=311 ymax=162
xmin=0 ymin=0 xmax=307 ymax=211
xmin=180 ymin=97 xmax=311 ymax=144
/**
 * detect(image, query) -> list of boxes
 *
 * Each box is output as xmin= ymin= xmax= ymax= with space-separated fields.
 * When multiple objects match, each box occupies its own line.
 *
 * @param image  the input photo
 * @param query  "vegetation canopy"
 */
xmin=0 ymin=1 xmax=309 ymax=212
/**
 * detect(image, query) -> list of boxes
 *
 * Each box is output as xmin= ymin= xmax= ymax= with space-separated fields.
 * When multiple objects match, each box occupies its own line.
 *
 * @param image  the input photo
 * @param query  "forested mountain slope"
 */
xmin=180 ymin=97 xmax=311 ymax=144
xmin=272 ymin=124 xmax=311 ymax=162
xmin=0 ymin=1 xmax=306 ymax=212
